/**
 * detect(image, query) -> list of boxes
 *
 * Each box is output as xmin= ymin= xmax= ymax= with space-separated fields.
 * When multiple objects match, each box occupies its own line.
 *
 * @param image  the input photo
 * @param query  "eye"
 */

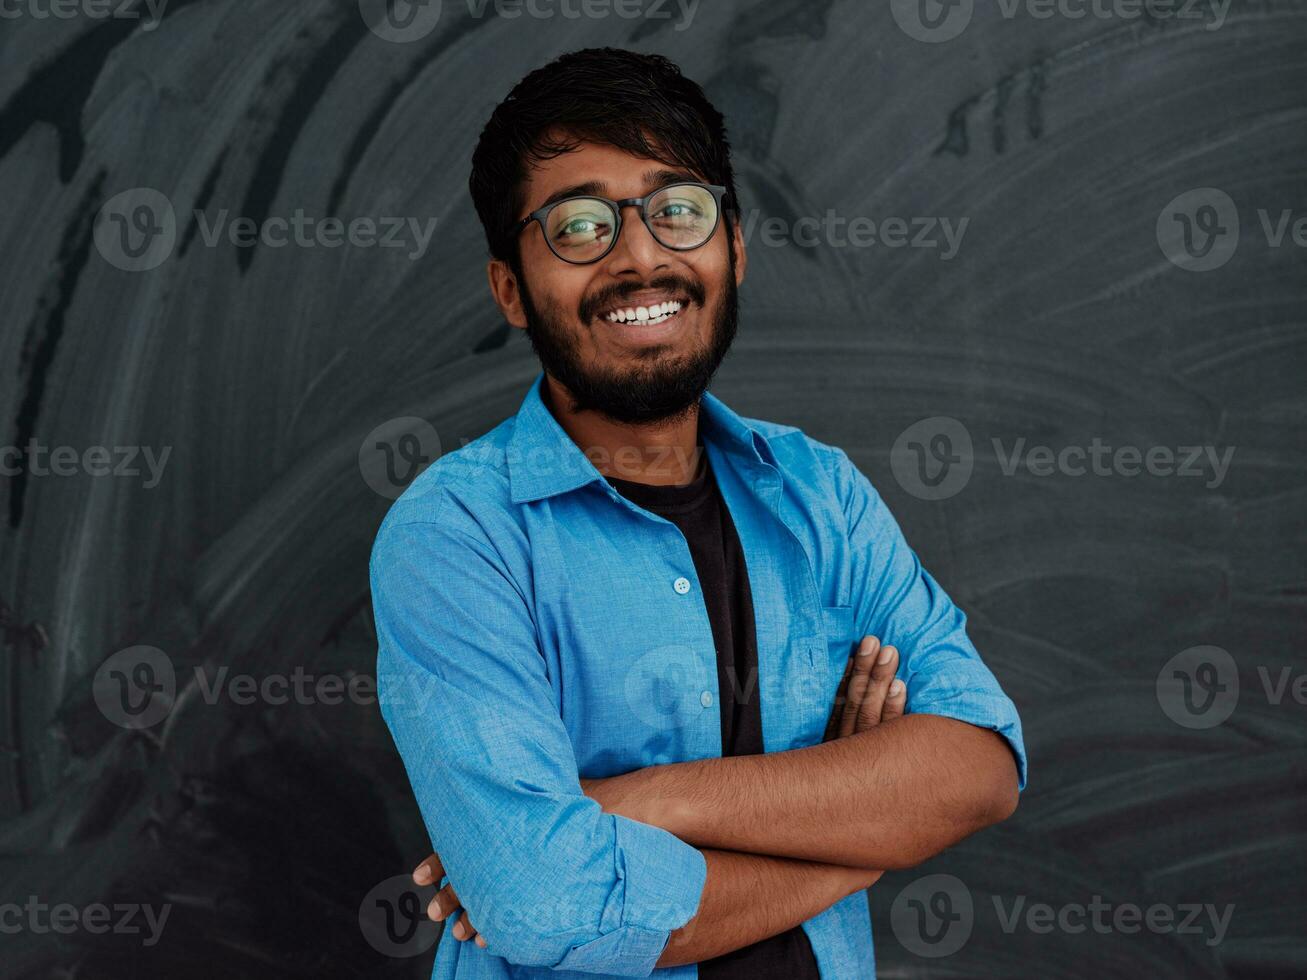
xmin=547 ymin=200 xmax=615 ymax=248
xmin=556 ymin=217 xmax=605 ymax=240
xmin=652 ymin=199 xmax=705 ymax=221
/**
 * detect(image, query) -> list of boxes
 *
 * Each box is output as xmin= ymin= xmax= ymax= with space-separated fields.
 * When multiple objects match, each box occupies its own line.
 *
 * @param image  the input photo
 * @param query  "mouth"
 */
xmin=596 ymin=297 xmax=687 ymax=327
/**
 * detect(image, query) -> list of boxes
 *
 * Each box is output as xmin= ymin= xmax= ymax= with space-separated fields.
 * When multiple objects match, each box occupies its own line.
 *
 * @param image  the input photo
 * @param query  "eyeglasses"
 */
xmin=514 ymin=182 xmax=730 ymax=265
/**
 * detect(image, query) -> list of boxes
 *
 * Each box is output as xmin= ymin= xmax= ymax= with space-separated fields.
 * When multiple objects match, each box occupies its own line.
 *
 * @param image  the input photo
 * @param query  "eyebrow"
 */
xmin=528 ymin=168 xmax=703 ymax=215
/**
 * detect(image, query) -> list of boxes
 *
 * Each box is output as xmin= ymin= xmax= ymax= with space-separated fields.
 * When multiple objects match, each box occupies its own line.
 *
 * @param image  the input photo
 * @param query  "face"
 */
xmin=488 ymin=135 xmax=747 ymax=426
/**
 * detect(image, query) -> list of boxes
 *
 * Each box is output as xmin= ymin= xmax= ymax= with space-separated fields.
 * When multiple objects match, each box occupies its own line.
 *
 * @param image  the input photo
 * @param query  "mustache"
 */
xmin=580 ymin=275 xmax=706 ymax=321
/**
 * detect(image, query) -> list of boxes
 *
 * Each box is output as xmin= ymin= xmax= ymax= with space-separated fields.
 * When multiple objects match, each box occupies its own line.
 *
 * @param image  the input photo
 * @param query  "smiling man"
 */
xmin=370 ymin=47 xmax=1026 ymax=979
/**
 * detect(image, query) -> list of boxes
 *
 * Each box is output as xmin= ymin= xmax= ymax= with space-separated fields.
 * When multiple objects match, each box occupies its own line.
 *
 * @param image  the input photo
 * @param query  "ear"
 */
xmin=730 ymin=218 xmax=747 ymax=286
xmin=487 ymin=258 xmax=528 ymax=330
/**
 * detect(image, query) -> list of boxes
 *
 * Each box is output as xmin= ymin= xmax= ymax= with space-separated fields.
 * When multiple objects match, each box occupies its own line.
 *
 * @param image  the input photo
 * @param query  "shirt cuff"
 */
xmin=909 ymin=667 xmax=1029 ymax=792
xmin=551 ymin=816 xmax=706 ymax=976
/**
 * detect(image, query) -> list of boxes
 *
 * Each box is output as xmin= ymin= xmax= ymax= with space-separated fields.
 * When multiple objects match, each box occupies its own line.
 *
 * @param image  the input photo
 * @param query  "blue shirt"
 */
xmin=370 ymin=372 xmax=1028 ymax=980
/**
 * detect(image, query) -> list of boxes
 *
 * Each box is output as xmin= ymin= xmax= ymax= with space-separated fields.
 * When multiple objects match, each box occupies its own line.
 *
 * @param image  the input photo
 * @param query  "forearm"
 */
xmin=656 ymin=850 xmax=879 ymax=967
xmin=591 ymin=714 xmax=1019 ymax=871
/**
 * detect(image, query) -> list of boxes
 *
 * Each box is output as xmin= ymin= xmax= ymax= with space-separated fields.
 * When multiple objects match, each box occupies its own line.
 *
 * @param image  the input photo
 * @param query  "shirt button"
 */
xmin=700 ymin=690 xmax=713 ymax=708
xmin=673 ymin=577 xmax=691 ymax=595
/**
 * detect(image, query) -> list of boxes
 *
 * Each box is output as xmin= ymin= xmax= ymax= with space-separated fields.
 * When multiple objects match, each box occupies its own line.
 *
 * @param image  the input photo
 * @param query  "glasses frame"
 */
xmin=514 ymin=182 xmax=731 ymax=265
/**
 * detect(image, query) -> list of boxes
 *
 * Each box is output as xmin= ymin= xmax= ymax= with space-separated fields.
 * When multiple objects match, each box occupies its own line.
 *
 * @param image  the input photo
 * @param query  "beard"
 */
xmin=515 ymin=246 xmax=739 ymax=427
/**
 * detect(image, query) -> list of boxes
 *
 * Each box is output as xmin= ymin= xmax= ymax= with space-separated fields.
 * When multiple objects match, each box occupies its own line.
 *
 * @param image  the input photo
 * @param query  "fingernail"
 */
xmin=890 ymin=679 xmax=905 ymax=697
xmin=429 ymin=903 xmax=444 ymax=922
xmin=858 ymin=638 xmax=878 ymax=657
xmin=453 ymin=922 xmax=465 ymax=939
xmin=413 ymin=866 xmax=432 ymax=885
xmin=877 ymin=645 xmax=893 ymax=665
xmin=476 ymin=936 xmax=488 ymax=948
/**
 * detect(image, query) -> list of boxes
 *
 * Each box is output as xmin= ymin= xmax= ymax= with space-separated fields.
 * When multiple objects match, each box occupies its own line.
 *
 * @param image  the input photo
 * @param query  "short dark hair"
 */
xmin=469 ymin=47 xmax=738 ymax=268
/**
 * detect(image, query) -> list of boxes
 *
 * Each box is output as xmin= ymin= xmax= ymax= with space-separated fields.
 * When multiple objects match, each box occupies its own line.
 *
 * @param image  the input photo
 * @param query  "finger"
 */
xmin=413 ymin=853 xmax=445 ymax=886
xmin=451 ymin=911 xmax=478 ymax=941
xmin=427 ymin=884 xmax=460 ymax=922
xmin=855 ymin=645 xmax=899 ymax=732
xmin=881 ymin=677 xmax=907 ymax=723
xmin=823 ymin=647 xmax=859 ymax=741
xmin=838 ymin=636 xmax=880 ymax=738
xmin=475 ymin=934 xmax=488 ymax=949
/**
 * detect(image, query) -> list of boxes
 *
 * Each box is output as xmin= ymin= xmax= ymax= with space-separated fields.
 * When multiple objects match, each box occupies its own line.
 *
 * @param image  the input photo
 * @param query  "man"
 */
xmin=371 ymin=47 xmax=1026 ymax=979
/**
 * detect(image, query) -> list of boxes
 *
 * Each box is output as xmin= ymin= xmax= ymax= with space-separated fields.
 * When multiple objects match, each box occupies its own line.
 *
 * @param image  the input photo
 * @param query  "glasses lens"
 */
xmin=646 ymin=184 xmax=718 ymax=249
xmin=544 ymin=198 xmax=618 ymax=262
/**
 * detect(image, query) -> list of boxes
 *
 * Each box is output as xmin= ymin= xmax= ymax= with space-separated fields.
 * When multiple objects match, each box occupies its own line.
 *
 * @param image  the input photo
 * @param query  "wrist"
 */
xmin=844 ymin=866 xmax=884 ymax=894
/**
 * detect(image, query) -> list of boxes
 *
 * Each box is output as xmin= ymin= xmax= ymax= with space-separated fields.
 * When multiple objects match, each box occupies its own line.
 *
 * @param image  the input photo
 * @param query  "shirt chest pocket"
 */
xmin=820 ymin=603 xmax=857 ymax=698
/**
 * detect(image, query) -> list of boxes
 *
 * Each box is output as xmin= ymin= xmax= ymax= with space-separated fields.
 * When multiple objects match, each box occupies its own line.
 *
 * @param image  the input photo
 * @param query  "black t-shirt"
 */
xmin=607 ymin=451 xmax=822 ymax=980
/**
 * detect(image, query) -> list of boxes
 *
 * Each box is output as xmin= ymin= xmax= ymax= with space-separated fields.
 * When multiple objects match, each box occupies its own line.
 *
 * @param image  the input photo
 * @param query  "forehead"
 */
xmin=519 ymin=134 xmax=704 ymax=214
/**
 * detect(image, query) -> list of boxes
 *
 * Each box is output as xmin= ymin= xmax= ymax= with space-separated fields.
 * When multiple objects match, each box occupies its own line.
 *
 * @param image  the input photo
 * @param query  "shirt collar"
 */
xmin=507 ymin=371 xmax=773 ymax=505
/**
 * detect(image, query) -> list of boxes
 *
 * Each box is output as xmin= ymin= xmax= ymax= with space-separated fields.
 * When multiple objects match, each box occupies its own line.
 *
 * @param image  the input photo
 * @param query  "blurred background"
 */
xmin=1 ymin=0 xmax=1304 ymax=976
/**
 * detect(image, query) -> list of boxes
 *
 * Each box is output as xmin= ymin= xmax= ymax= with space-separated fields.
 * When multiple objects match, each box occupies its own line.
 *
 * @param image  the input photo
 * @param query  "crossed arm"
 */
xmin=416 ymin=636 xmax=1020 ymax=965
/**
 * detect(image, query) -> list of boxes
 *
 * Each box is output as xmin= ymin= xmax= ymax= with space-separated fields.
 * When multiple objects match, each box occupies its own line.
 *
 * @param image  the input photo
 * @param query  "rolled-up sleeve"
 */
xmin=370 ymin=499 xmax=707 ymax=975
xmin=827 ymin=448 xmax=1028 ymax=791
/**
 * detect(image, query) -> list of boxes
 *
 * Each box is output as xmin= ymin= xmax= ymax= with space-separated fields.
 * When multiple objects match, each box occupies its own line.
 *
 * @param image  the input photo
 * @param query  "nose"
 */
xmin=600 ymin=203 xmax=671 ymax=278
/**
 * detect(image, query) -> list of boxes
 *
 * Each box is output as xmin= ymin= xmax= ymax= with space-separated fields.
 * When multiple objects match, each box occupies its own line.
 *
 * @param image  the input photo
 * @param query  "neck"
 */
xmin=542 ymin=373 xmax=705 ymax=486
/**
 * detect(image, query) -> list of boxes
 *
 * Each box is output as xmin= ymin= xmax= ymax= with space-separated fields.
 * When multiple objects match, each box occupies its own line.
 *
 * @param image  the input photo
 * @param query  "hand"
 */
xmin=413 ymin=852 xmax=487 ymax=949
xmin=823 ymin=635 xmax=906 ymax=741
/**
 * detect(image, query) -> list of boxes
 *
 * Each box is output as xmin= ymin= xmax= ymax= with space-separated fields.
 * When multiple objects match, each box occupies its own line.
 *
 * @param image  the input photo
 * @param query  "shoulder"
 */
xmin=738 ymin=412 xmax=856 ymax=487
xmin=371 ymin=418 xmax=519 ymax=558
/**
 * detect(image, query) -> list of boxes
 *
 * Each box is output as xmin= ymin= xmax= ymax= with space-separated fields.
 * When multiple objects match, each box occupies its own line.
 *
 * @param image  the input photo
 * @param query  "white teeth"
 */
xmin=605 ymin=300 xmax=683 ymax=324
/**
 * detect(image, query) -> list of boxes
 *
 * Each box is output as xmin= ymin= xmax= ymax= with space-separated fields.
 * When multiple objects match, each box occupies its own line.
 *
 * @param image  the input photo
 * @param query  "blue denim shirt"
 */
xmin=371 ymin=372 xmax=1027 ymax=979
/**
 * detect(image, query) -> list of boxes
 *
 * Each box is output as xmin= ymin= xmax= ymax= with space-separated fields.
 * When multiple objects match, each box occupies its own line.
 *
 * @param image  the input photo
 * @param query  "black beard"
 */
xmin=516 ymin=254 xmax=739 ymax=427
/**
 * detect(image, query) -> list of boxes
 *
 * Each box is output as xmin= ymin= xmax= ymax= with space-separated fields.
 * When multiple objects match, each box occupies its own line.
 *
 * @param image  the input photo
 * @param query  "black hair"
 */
xmin=468 ymin=47 xmax=738 ymax=269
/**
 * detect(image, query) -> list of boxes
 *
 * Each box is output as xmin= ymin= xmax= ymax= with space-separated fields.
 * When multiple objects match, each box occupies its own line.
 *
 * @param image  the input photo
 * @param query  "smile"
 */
xmin=602 ymin=300 xmax=684 ymax=326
